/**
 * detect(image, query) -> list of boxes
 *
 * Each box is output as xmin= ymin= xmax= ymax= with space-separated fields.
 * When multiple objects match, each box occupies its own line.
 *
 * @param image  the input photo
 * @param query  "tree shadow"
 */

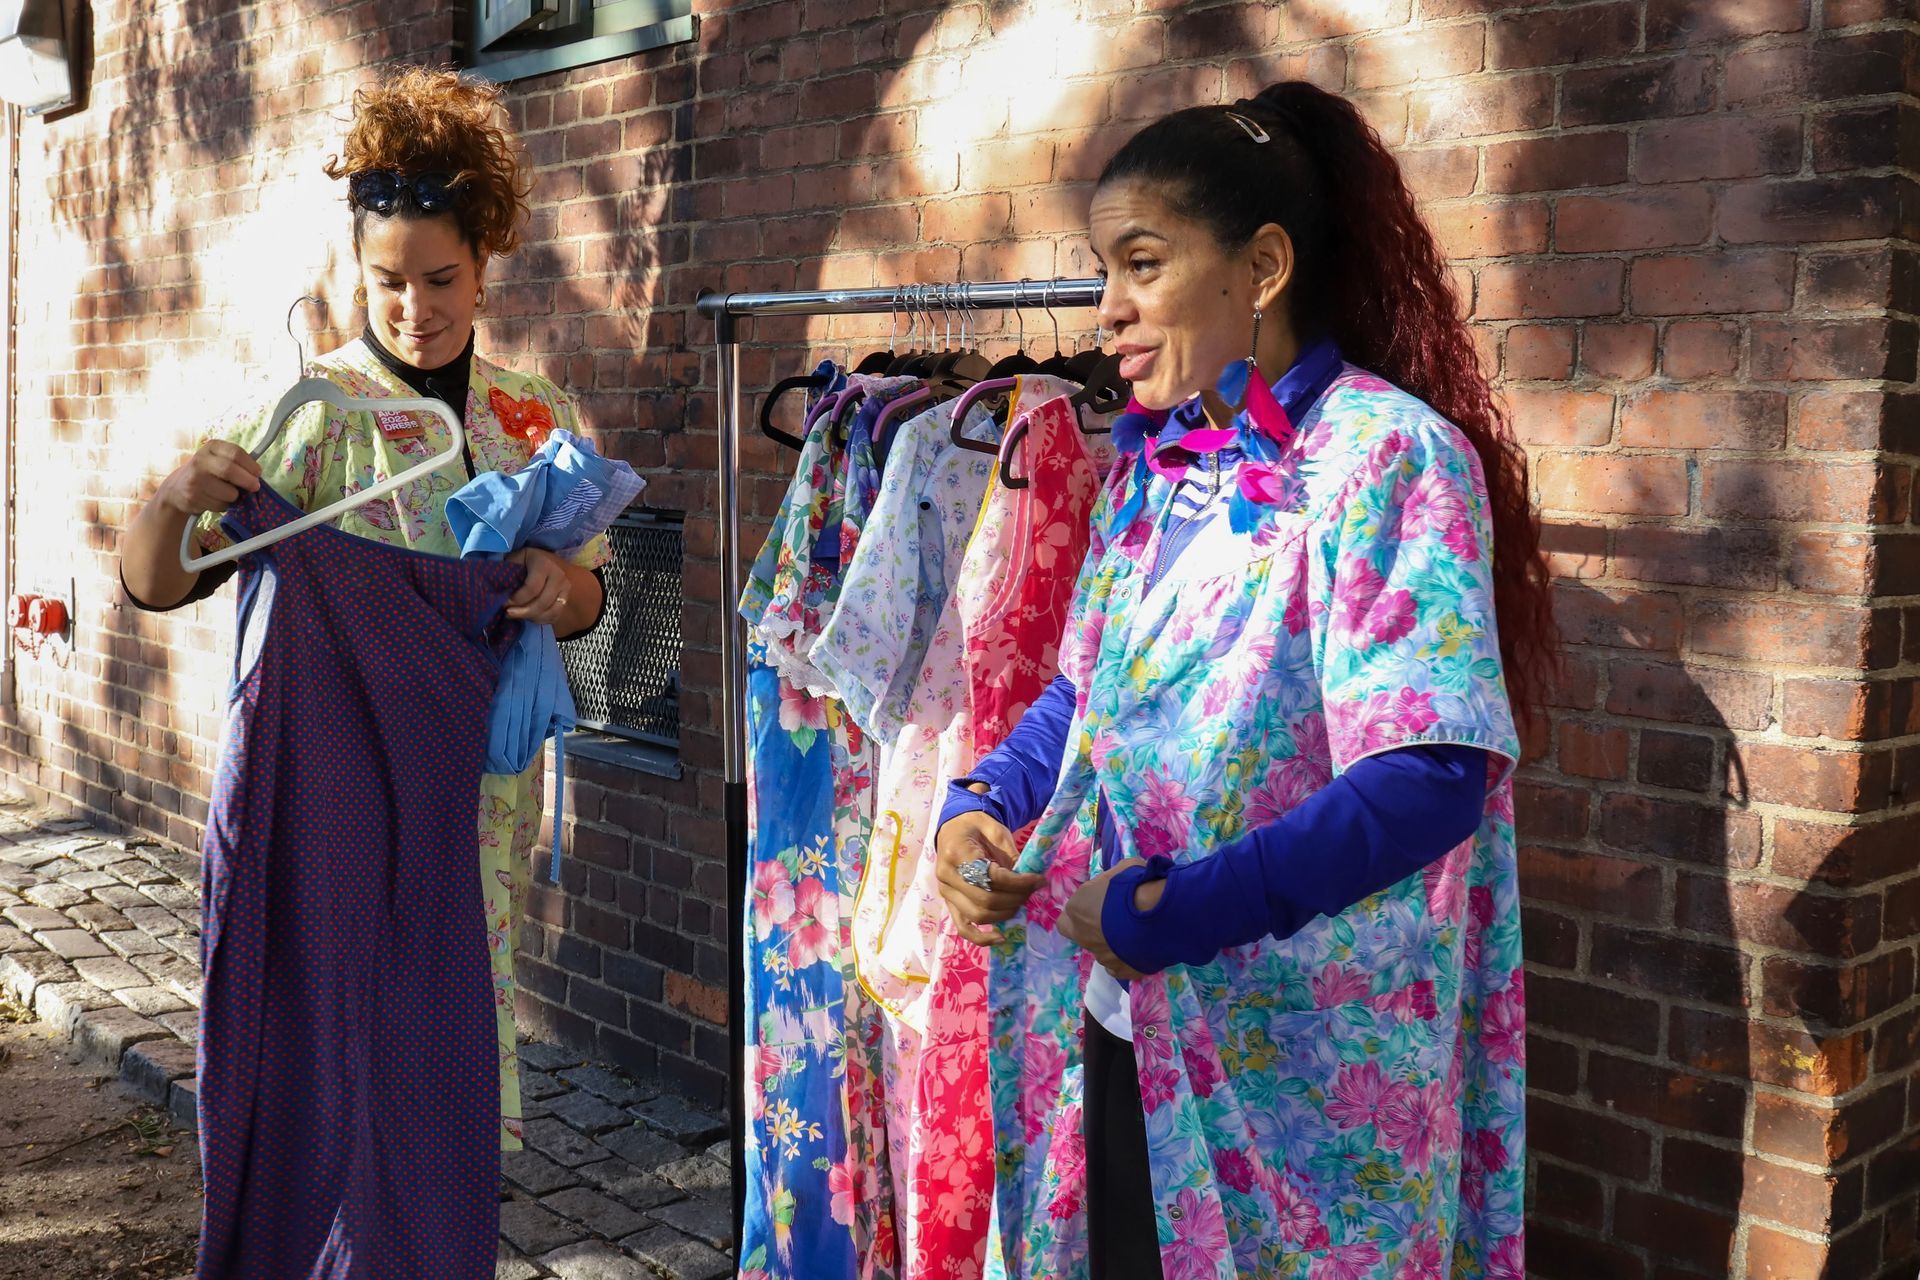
xmin=7 ymin=1 xmax=267 ymax=847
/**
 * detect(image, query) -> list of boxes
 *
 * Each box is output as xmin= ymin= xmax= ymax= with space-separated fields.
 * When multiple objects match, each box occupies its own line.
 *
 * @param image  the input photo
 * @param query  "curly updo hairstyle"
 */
xmin=323 ymin=66 xmax=531 ymax=258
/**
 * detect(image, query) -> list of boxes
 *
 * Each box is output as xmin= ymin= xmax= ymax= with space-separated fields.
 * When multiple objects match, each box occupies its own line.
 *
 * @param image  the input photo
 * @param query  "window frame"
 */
xmin=462 ymin=0 xmax=694 ymax=85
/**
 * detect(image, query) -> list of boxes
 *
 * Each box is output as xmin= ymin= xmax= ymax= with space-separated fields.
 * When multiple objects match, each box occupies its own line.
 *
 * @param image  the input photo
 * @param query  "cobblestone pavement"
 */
xmin=0 ymin=804 xmax=736 ymax=1280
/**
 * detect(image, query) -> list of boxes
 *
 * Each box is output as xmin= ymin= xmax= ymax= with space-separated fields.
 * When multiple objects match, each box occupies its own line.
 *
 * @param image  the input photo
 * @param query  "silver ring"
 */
xmin=958 ymin=858 xmax=994 ymax=891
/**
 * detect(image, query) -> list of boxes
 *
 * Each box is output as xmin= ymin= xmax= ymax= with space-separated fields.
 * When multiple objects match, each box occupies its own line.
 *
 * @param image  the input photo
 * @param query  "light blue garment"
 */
xmin=446 ymin=429 xmax=645 ymax=879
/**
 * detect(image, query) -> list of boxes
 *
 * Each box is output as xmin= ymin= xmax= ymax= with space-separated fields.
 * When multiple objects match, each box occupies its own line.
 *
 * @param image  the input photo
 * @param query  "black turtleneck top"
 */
xmin=361 ymin=325 xmax=478 ymax=478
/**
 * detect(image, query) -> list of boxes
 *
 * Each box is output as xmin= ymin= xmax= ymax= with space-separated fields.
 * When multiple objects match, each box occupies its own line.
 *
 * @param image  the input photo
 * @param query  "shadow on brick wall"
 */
xmin=24 ymin=1 xmax=264 ymax=837
xmin=1528 ymin=572 xmax=1755 ymax=1276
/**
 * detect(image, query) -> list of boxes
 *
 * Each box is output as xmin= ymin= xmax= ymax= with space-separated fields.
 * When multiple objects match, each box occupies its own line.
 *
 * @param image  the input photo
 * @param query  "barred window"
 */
xmin=562 ymin=509 xmax=682 ymax=752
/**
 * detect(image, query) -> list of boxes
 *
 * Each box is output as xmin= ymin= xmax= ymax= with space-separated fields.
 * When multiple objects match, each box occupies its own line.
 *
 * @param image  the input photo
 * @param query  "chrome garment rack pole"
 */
xmin=695 ymin=277 xmax=1103 ymax=1251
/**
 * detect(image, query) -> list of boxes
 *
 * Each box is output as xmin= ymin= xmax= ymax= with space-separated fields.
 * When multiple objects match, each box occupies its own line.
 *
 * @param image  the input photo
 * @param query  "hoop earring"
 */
xmin=353 ymin=284 xmax=367 ymax=307
xmin=475 ymin=287 xmax=487 ymax=310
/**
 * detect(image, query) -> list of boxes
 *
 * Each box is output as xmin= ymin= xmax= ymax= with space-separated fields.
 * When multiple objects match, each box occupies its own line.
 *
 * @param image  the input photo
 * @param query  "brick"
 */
xmin=1636 ymin=115 xmax=1804 ymax=184
xmin=1670 ymin=1004 xmax=1870 ymax=1096
xmin=1623 ymin=390 xmax=1786 ymax=451
xmin=1774 ymin=817 xmax=1916 ymax=887
xmin=120 ymin=1036 xmax=198 ymax=1105
xmin=33 ymin=980 xmax=117 ymax=1034
xmin=1563 ymin=57 xmax=1714 ymax=127
xmin=1604 ymin=658 xmax=1762 ymax=730
xmin=1344 ymin=23 xmax=1479 ymax=87
xmin=1529 ymin=1222 xmax=1649 ymax=1279
xmin=1638 ymin=729 xmax=1721 ymax=793
xmin=1689 ymin=599 xmax=1895 ymax=669
xmin=1812 ymin=101 xmax=1920 ymax=173
xmin=1701 ymin=461 xmax=1903 ymax=524
xmin=1590 ymin=1053 xmax=1748 ymax=1137
xmin=617 ymin=1227 xmax=731 ymax=1280
xmin=1631 ymin=251 xmax=1795 ymax=317
xmin=1744 ymin=1225 xmax=1830 ymax=1279
xmin=1797 ymin=391 xmax=1895 ymax=452
xmin=1726 ymin=30 xmax=1907 ymax=109
xmin=1406 ymin=74 xmax=1554 ymax=143
xmin=1504 ymin=325 xmax=1575 ymax=379
xmin=1648 ymin=0 xmax=1809 ymax=45
xmin=1580 ymin=323 xmax=1655 ymax=381
xmin=1782 ymin=681 xmax=1896 ymax=742
xmin=1504 ymin=387 xmax=1612 ymax=446
xmin=1489 ymin=4 xmax=1638 ymax=70
xmin=1425 ymin=199 xmax=1549 ymax=260
xmin=1479 ymin=260 xmax=1623 ymax=320
xmin=1522 ymin=843 xmax=1661 ymax=916
xmin=1556 ymin=585 xmax=1683 ymax=652
xmin=1529 ymin=972 xmax=1661 ymax=1052
xmin=1395 ymin=145 xmax=1478 ymax=202
xmin=1533 ymin=1159 xmax=1606 ymax=1231
xmin=71 ymin=1007 xmax=170 ymax=1070
xmin=1556 ymin=720 xmax=1630 ymax=780
xmin=1522 ymin=906 xmax=1580 ymax=970
xmin=1612 ymin=525 xmax=1777 ymax=593
xmin=1753 ymin=318 xmax=1916 ymax=382
xmin=1536 ymin=454 xmax=1687 ymax=516
xmin=1592 ymin=924 xmax=1750 ymax=1007
xmin=1678 ymin=874 xmax=1879 ymax=960
xmin=1721 ymin=176 xmax=1902 ymax=246
xmin=1614 ymin=1188 xmax=1739 ymax=1274
xmin=1662 ymin=321 xmax=1741 ymax=379
xmin=1559 ymin=188 xmax=1713 ymax=253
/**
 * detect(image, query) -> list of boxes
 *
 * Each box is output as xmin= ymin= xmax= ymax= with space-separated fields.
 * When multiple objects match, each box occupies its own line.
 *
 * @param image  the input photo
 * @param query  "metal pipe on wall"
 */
xmin=1 ymin=104 xmax=19 ymax=710
xmin=694 ymin=276 xmax=1105 ymax=1255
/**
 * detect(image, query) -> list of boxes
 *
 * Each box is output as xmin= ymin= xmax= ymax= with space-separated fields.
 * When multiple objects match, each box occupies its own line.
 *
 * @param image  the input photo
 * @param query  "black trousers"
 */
xmin=1084 ymin=1010 xmax=1166 ymax=1280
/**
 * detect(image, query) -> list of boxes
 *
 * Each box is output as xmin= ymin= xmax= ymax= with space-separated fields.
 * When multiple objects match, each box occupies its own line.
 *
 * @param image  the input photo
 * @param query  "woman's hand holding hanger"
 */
xmin=157 ymin=442 xmax=264 ymax=519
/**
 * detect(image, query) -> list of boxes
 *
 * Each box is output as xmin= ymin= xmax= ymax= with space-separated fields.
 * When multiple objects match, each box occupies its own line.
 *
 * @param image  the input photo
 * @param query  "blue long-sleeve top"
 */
xmin=939 ymin=677 xmax=1488 ymax=973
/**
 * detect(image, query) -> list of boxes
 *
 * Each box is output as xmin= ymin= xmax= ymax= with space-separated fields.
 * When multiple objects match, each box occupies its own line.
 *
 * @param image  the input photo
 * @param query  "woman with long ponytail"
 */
xmin=934 ymin=83 xmax=1550 ymax=1279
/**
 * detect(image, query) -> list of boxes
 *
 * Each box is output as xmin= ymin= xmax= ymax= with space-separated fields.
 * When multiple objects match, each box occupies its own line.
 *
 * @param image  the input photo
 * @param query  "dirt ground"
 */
xmin=0 ymin=1003 xmax=200 ymax=1280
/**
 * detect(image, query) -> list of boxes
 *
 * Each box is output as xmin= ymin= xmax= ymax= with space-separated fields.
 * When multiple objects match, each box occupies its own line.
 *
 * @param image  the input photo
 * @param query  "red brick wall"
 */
xmin=3 ymin=1 xmax=1915 ymax=1271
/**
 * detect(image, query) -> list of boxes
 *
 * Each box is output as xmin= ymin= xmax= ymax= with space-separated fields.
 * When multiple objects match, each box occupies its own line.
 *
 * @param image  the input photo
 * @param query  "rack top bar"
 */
xmin=696 ymin=277 xmax=1105 ymax=320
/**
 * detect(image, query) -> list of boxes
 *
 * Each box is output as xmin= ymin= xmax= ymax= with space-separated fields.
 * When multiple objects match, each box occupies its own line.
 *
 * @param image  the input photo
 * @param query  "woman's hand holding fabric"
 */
xmin=934 ymin=807 xmax=1041 ymax=947
xmin=505 ymin=547 xmax=599 ymax=632
xmin=1059 ymin=858 xmax=1148 ymax=981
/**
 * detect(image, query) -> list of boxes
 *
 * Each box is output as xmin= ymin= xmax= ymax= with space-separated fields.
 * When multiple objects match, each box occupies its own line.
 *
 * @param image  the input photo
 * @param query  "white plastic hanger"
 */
xmin=179 ymin=297 xmax=467 ymax=572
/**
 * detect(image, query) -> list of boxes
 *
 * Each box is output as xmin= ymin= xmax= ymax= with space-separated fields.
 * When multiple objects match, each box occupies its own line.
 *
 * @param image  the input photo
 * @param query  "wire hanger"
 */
xmin=179 ymin=295 xmax=469 ymax=572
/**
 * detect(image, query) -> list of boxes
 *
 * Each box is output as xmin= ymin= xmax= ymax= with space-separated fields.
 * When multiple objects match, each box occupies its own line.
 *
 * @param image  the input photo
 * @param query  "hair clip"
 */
xmin=1224 ymin=111 xmax=1271 ymax=144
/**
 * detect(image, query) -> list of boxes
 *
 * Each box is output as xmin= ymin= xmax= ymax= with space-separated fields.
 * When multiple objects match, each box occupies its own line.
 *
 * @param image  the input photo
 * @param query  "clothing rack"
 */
xmin=694 ymin=277 xmax=1105 ymax=1247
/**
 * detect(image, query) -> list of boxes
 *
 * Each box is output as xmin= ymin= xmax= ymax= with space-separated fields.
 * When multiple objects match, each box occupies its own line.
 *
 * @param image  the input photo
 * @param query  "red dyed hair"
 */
xmin=1099 ymin=82 xmax=1558 ymax=727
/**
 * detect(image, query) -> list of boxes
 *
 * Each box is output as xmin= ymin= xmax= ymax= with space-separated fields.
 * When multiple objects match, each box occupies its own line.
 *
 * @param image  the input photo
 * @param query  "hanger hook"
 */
xmin=286 ymin=294 xmax=324 ymax=376
xmin=1044 ymin=279 xmax=1061 ymax=355
xmin=1015 ymin=278 xmax=1030 ymax=355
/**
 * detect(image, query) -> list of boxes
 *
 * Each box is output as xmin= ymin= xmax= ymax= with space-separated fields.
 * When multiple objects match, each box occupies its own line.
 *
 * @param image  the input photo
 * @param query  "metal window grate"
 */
xmin=562 ymin=510 xmax=682 ymax=749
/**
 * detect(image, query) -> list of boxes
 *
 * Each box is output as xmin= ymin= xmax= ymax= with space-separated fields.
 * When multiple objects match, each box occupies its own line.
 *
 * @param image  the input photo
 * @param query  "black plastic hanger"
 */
xmin=1067 ymin=352 xmax=1130 ymax=418
xmin=759 ymin=371 xmax=834 ymax=450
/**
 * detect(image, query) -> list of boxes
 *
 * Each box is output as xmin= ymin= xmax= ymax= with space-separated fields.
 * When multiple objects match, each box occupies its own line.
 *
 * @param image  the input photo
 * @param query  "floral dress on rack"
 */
xmin=193 ymin=337 xmax=609 ymax=1152
xmin=902 ymin=378 xmax=1118 ymax=1279
xmin=738 ymin=370 xmax=925 ymax=1280
xmin=987 ymin=366 xmax=1526 ymax=1280
xmin=810 ymin=387 xmax=1011 ymax=1279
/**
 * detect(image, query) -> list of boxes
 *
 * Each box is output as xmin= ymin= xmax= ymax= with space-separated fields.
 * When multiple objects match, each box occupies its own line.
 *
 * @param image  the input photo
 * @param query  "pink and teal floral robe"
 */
xmin=987 ymin=367 xmax=1527 ymax=1280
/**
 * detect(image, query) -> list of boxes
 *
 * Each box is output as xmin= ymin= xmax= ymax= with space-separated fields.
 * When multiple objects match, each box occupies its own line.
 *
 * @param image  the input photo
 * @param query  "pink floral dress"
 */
xmin=900 ymin=381 xmax=1119 ymax=1278
xmin=987 ymin=367 xmax=1526 ymax=1280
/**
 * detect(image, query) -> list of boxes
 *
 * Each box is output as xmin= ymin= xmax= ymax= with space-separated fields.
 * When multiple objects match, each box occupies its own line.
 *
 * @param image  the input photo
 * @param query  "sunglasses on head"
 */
xmin=347 ymin=169 xmax=464 ymax=215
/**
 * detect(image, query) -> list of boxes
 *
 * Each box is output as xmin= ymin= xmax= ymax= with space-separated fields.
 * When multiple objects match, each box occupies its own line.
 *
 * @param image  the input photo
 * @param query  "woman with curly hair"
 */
xmin=120 ymin=66 xmax=606 ymax=1277
xmin=935 ymin=82 xmax=1553 ymax=1279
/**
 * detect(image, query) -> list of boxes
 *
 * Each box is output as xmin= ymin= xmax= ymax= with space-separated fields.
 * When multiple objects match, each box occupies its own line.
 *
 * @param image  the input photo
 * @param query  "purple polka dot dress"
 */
xmin=196 ymin=483 xmax=525 ymax=1280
